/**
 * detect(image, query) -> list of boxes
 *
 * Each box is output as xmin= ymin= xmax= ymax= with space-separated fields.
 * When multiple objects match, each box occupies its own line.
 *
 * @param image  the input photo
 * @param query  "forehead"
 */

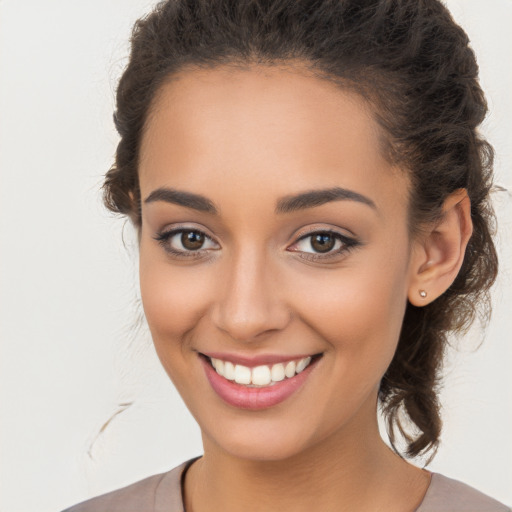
xmin=139 ymin=63 xmax=409 ymax=216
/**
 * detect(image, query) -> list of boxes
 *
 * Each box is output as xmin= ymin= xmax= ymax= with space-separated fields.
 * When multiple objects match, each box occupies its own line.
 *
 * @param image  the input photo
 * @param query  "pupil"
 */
xmin=311 ymin=233 xmax=335 ymax=253
xmin=182 ymin=231 xmax=204 ymax=250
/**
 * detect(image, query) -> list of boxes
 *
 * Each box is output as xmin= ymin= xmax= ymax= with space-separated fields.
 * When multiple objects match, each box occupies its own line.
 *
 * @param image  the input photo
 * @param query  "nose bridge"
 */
xmin=212 ymin=242 xmax=289 ymax=342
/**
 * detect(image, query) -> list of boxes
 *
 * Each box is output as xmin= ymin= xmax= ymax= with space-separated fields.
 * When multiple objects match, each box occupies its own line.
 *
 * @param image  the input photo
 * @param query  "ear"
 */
xmin=408 ymin=188 xmax=473 ymax=306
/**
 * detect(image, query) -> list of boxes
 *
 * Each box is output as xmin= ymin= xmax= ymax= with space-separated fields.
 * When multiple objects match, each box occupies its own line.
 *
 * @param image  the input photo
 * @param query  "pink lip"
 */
xmin=201 ymin=351 xmax=318 ymax=367
xmin=200 ymin=354 xmax=321 ymax=410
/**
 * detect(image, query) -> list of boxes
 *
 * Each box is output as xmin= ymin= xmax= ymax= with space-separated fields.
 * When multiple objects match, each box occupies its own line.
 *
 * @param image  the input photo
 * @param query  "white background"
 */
xmin=0 ymin=1 xmax=511 ymax=511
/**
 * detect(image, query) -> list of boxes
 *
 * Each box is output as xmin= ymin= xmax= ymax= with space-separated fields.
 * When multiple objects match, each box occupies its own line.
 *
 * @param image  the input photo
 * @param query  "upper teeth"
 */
xmin=210 ymin=356 xmax=313 ymax=387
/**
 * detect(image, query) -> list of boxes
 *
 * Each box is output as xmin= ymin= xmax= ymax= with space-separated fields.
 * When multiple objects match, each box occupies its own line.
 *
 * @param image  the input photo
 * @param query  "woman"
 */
xmin=63 ymin=0 xmax=510 ymax=510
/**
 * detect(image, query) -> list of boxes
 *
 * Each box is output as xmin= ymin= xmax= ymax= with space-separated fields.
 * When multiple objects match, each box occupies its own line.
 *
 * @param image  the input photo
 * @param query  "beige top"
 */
xmin=62 ymin=458 xmax=511 ymax=512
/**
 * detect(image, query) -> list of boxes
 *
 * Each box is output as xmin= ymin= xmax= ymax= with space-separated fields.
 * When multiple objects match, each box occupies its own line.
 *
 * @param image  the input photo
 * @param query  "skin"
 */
xmin=137 ymin=63 xmax=472 ymax=512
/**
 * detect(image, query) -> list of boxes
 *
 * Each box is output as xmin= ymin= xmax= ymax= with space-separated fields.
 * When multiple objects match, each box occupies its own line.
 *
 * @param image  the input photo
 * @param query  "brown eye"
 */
xmin=155 ymin=227 xmax=220 ymax=257
xmin=310 ymin=233 xmax=336 ymax=253
xmin=181 ymin=230 xmax=205 ymax=250
xmin=288 ymin=230 xmax=356 ymax=260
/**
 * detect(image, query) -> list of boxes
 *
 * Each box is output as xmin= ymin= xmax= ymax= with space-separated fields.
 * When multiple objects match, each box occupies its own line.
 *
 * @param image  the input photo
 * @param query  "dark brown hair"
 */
xmin=104 ymin=0 xmax=498 ymax=460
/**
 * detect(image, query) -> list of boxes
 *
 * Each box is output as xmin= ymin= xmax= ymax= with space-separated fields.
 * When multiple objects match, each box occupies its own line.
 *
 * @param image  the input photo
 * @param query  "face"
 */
xmin=138 ymin=63 xmax=415 ymax=461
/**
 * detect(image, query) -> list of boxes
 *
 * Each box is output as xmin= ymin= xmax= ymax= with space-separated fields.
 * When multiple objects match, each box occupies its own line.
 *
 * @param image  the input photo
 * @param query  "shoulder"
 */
xmin=60 ymin=460 xmax=191 ymax=512
xmin=418 ymin=473 xmax=511 ymax=512
xmin=60 ymin=473 xmax=167 ymax=512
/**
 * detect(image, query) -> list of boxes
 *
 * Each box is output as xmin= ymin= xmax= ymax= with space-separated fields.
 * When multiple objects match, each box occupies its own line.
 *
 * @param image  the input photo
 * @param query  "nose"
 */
xmin=210 ymin=246 xmax=291 ymax=342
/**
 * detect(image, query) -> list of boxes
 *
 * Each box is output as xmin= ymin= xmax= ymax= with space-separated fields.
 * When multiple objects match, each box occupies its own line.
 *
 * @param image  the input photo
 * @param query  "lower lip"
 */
xmin=200 ymin=356 xmax=320 ymax=410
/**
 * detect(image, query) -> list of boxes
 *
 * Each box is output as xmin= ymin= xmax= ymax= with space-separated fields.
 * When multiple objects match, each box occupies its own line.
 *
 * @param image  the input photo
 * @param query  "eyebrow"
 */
xmin=144 ymin=187 xmax=218 ymax=214
xmin=144 ymin=186 xmax=376 ymax=214
xmin=275 ymin=187 xmax=376 ymax=213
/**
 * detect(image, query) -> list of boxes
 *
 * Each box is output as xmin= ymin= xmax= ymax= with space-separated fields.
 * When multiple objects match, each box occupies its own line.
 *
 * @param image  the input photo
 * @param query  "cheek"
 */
xmin=284 ymin=254 xmax=409 ymax=378
xmin=139 ymin=245 xmax=212 ymax=347
xmin=279 ymin=260 xmax=410 ymax=432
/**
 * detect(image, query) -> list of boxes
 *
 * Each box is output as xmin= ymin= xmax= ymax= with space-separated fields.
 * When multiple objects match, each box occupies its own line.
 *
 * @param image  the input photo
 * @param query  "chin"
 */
xmin=219 ymin=435 xmax=310 ymax=462
xmin=201 ymin=413 xmax=326 ymax=462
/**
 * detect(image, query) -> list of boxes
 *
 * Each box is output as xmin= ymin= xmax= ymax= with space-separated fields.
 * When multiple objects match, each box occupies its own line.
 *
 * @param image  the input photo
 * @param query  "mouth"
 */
xmin=199 ymin=352 xmax=323 ymax=410
xmin=201 ymin=353 xmax=322 ymax=386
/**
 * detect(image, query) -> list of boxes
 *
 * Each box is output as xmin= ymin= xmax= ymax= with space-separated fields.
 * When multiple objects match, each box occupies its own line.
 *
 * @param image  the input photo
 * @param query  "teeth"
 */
xmin=210 ymin=356 xmax=314 ymax=387
xmin=224 ymin=361 xmax=236 ymax=380
xmin=215 ymin=359 xmax=224 ymax=375
xmin=271 ymin=363 xmax=285 ymax=382
xmin=284 ymin=361 xmax=296 ymax=378
xmin=234 ymin=365 xmax=252 ymax=385
xmin=296 ymin=356 xmax=311 ymax=373
xmin=251 ymin=365 xmax=271 ymax=386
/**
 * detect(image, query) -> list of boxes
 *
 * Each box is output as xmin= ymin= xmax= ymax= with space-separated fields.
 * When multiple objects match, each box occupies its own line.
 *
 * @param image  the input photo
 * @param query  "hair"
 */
xmin=104 ymin=0 xmax=498 ymax=460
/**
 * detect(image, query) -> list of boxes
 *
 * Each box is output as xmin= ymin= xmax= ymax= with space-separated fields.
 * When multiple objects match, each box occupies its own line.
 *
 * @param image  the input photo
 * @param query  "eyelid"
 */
xmin=292 ymin=232 xmax=344 ymax=253
xmin=292 ymin=223 xmax=357 ymax=240
xmin=153 ymin=224 xmax=220 ymax=259
xmin=153 ymin=223 xmax=360 ymax=262
xmin=286 ymin=227 xmax=360 ymax=261
xmin=154 ymin=222 xmax=219 ymax=244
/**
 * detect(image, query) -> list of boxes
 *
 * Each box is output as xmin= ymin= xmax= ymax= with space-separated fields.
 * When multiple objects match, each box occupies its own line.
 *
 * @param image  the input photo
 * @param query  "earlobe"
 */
xmin=408 ymin=188 xmax=473 ymax=306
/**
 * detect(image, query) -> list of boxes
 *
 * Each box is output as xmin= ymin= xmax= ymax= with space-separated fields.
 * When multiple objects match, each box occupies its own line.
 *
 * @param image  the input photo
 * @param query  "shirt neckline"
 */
xmin=174 ymin=457 xmax=436 ymax=512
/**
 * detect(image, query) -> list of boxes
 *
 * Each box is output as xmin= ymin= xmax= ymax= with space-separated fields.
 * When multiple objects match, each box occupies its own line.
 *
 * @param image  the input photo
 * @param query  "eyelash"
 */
xmin=289 ymin=229 xmax=360 ymax=262
xmin=153 ymin=227 xmax=360 ymax=262
xmin=154 ymin=228 xmax=219 ymax=260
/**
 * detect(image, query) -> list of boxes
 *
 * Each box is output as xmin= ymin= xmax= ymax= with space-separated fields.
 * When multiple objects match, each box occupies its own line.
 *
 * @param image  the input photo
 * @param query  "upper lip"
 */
xmin=200 ymin=351 xmax=322 ymax=367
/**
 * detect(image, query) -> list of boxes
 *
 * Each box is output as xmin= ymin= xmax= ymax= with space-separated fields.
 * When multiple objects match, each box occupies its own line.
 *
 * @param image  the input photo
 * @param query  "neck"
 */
xmin=184 ymin=406 xmax=431 ymax=512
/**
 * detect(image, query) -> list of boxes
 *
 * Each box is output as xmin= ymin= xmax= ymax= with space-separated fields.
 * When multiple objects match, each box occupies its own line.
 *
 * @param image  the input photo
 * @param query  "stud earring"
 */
xmin=419 ymin=290 xmax=427 ymax=298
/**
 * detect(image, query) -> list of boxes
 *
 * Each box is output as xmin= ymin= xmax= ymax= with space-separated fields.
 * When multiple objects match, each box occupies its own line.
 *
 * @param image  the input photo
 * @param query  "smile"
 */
xmin=200 ymin=353 xmax=323 ymax=410
xmin=209 ymin=356 xmax=314 ymax=386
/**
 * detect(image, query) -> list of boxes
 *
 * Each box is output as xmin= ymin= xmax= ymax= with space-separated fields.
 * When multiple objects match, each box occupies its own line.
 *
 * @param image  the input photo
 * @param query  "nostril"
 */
xmin=211 ymin=304 xmax=292 ymax=343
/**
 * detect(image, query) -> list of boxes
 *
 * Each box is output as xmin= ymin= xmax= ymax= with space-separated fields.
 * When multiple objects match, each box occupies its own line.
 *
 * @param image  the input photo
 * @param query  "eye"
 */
xmin=304 ymin=232 xmax=339 ymax=253
xmin=154 ymin=228 xmax=220 ymax=258
xmin=288 ymin=230 xmax=359 ymax=261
